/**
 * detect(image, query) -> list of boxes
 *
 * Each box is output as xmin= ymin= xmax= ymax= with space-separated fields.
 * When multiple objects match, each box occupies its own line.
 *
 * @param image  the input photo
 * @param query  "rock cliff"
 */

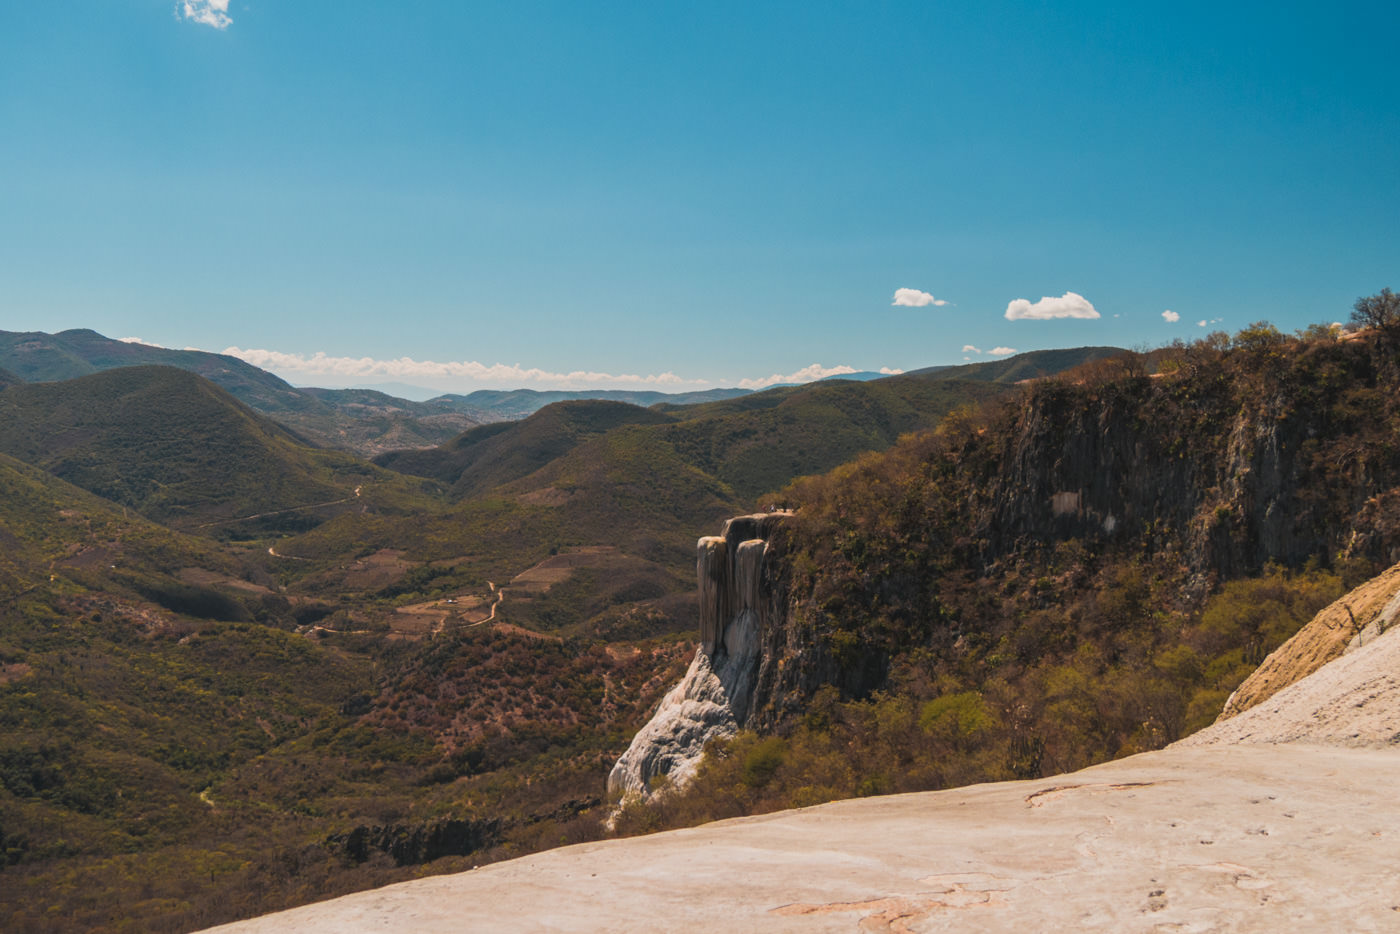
xmin=608 ymin=339 xmax=1400 ymax=799
xmin=977 ymin=375 xmax=1400 ymax=576
xmin=608 ymin=512 xmax=792 ymax=800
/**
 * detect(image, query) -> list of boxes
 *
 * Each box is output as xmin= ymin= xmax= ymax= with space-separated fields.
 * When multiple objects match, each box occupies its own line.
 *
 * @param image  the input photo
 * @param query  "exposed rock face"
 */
xmin=608 ymin=513 xmax=791 ymax=800
xmin=1217 ymin=559 xmax=1400 ymax=720
xmin=978 ymin=377 xmax=1400 ymax=577
xmin=329 ymin=818 xmax=504 ymax=867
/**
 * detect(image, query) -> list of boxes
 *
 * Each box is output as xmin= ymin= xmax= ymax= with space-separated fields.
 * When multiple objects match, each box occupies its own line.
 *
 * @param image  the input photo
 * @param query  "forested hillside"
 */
xmin=8 ymin=315 xmax=1396 ymax=932
xmin=616 ymin=317 xmax=1400 ymax=830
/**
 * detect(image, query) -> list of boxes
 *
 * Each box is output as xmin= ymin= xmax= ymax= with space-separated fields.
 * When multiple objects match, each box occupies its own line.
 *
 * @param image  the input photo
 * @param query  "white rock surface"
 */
xmin=1179 ymin=615 xmax=1400 ymax=748
xmin=204 ymin=744 xmax=1400 ymax=933
xmin=204 ymin=617 xmax=1400 ymax=933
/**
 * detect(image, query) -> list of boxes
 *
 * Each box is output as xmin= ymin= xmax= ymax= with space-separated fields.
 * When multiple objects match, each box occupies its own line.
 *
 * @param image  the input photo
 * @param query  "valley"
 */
xmin=4 ymin=314 xmax=1400 ymax=932
xmin=8 ymin=2 xmax=1397 ymax=926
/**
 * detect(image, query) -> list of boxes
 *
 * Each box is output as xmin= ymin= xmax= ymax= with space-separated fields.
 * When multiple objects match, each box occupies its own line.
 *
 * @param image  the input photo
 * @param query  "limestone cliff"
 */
xmin=608 ymin=512 xmax=791 ymax=800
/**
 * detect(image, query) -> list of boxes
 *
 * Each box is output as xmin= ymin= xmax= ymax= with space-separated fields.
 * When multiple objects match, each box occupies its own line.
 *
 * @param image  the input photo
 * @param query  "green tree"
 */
xmin=1350 ymin=288 xmax=1399 ymax=332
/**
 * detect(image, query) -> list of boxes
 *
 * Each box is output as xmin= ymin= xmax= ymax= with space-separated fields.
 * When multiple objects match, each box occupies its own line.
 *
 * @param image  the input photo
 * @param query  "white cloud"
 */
xmin=1004 ymin=291 xmax=1100 ymax=321
xmin=1197 ymin=320 xmax=1207 ymax=327
xmin=989 ymin=346 xmax=1017 ymax=356
xmin=224 ymin=347 xmax=703 ymax=391
xmin=962 ymin=344 xmax=982 ymax=354
xmin=1162 ymin=310 xmax=1181 ymax=323
xmin=178 ymin=0 xmax=232 ymax=29
xmin=892 ymin=288 xmax=948 ymax=308
xmin=119 ymin=336 xmax=162 ymax=347
xmin=737 ymin=363 xmax=862 ymax=390
xmin=220 ymin=347 xmax=904 ymax=393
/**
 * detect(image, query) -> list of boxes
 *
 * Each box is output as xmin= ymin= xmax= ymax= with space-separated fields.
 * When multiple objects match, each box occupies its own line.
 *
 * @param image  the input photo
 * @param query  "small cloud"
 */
xmin=961 ymin=344 xmax=983 ymax=354
xmin=1004 ymin=291 xmax=1100 ymax=321
xmin=989 ymin=346 xmax=1016 ymax=356
xmin=892 ymin=288 xmax=949 ymax=308
xmin=178 ymin=0 xmax=233 ymax=29
xmin=878 ymin=367 xmax=905 ymax=376
xmin=1162 ymin=310 xmax=1181 ymax=323
xmin=1197 ymin=320 xmax=1207 ymax=327
xmin=119 ymin=336 xmax=162 ymax=347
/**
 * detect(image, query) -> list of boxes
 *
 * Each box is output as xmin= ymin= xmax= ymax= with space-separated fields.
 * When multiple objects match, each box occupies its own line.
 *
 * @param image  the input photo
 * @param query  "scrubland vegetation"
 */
xmin=4 ymin=306 xmax=1399 ymax=931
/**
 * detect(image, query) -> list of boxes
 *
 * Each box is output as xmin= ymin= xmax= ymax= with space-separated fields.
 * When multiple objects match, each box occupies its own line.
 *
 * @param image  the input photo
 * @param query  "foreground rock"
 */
xmin=203 ymin=743 xmax=1400 ymax=933
xmin=204 ymin=621 xmax=1400 ymax=933
xmin=1180 ymin=601 xmax=1400 ymax=748
xmin=1219 ymin=559 xmax=1400 ymax=719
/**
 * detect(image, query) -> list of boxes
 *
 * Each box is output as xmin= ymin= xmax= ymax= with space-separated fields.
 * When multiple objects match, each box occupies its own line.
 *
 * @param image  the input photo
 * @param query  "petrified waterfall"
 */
xmin=608 ymin=512 xmax=790 ymax=801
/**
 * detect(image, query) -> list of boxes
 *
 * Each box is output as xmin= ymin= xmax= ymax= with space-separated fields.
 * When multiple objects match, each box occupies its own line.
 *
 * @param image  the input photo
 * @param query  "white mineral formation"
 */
xmin=606 ymin=513 xmax=788 ymax=801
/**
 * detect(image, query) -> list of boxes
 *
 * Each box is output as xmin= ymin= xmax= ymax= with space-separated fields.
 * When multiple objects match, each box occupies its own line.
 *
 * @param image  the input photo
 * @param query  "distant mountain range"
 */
xmin=0 ymin=329 xmax=1125 ymax=460
xmin=0 ymin=330 xmax=751 ymax=456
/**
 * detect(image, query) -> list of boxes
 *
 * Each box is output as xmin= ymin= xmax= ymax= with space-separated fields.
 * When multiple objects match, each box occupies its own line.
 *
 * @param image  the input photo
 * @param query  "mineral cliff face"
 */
xmin=608 ymin=512 xmax=791 ymax=800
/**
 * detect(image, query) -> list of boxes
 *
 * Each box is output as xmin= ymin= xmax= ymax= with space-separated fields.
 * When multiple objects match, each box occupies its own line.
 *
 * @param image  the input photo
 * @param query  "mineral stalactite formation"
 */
xmin=608 ymin=512 xmax=791 ymax=801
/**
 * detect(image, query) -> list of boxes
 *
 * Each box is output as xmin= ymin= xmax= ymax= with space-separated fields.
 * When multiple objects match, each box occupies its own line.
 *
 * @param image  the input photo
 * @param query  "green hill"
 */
xmin=0 ymin=329 xmax=484 ymax=457
xmin=380 ymin=372 xmax=1019 ymax=506
xmin=0 ymin=365 xmax=404 ymax=533
xmin=0 ymin=449 xmax=257 ymax=602
xmin=652 ymin=376 xmax=1007 ymax=499
xmin=376 ymin=400 xmax=678 ymax=499
xmin=0 ymin=328 xmax=320 ymax=413
xmin=905 ymin=345 xmax=1126 ymax=383
xmin=428 ymin=387 xmax=751 ymax=420
xmin=286 ymin=387 xmax=482 ymax=456
xmin=0 ymin=452 xmax=383 ymax=930
xmin=336 ymin=373 xmax=1014 ymax=631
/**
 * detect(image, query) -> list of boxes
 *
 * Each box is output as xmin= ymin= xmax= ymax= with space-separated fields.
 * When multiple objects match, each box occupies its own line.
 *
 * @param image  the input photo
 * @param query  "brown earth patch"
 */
xmin=509 ymin=546 xmax=641 ymax=594
xmin=56 ymin=544 xmax=120 ymax=571
xmin=178 ymin=567 xmax=274 ymax=595
xmin=489 ymin=622 xmax=561 ymax=642
xmin=397 ymin=594 xmax=485 ymax=616
xmin=516 ymin=487 xmax=574 ymax=507
xmin=340 ymin=549 xmax=414 ymax=591
xmin=0 ymin=662 xmax=33 ymax=685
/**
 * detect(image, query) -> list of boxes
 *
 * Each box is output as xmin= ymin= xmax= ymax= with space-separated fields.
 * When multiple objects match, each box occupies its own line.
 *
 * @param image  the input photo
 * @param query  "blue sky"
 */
xmin=2 ymin=2 xmax=1396 ymax=392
